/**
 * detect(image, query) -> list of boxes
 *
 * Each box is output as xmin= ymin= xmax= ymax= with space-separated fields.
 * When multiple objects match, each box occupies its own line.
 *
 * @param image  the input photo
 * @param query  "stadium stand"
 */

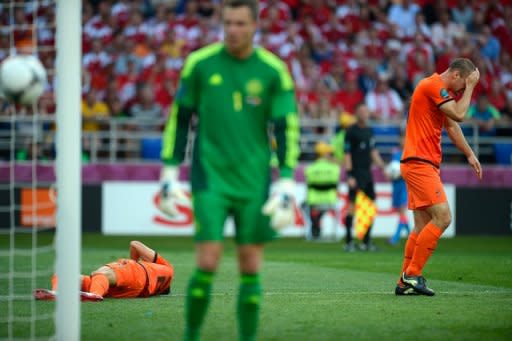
xmin=1 ymin=0 xmax=512 ymax=163
xmin=140 ymin=136 xmax=163 ymax=160
xmin=494 ymin=142 xmax=512 ymax=164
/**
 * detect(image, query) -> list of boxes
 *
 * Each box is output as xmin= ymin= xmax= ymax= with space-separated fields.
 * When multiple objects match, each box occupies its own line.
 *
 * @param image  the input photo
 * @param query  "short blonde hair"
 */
xmin=449 ymin=58 xmax=476 ymax=78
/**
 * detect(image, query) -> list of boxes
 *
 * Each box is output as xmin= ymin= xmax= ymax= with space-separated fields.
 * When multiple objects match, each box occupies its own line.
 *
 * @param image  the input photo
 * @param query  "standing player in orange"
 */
xmin=396 ymin=58 xmax=481 ymax=296
xmin=34 ymin=240 xmax=174 ymax=301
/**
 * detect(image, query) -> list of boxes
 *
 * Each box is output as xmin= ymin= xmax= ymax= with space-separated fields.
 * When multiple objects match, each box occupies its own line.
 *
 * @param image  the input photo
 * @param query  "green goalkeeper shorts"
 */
xmin=192 ymin=190 xmax=277 ymax=244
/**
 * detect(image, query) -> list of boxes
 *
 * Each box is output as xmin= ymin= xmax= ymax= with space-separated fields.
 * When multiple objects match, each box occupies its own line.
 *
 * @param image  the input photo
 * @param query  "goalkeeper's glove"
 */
xmin=158 ymin=166 xmax=190 ymax=217
xmin=262 ymin=178 xmax=295 ymax=230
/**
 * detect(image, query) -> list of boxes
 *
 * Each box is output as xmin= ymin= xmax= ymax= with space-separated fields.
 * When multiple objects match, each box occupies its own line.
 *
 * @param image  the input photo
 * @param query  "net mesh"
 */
xmin=0 ymin=1 xmax=57 ymax=340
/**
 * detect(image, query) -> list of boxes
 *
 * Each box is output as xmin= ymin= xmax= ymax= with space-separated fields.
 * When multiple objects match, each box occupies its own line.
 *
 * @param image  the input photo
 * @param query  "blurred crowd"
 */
xmin=1 ymin=0 xmax=512 ymax=158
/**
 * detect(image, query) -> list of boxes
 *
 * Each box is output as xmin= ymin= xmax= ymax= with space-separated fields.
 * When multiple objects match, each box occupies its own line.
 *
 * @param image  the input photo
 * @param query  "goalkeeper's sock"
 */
xmin=399 ymin=231 xmax=417 ymax=283
xmin=406 ymin=223 xmax=443 ymax=276
xmin=89 ymin=274 xmax=109 ymax=297
xmin=184 ymin=269 xmax=214 ymax=341
xmin=237 ymin=273 xmax=261 ymax=341
xmin=344 ymin=214 xmax=353 ymax=244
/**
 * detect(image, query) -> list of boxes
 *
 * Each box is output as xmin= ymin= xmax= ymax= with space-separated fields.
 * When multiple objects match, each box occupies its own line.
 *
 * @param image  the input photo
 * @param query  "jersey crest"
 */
xmin=440 ymin=88 xmax=450 ymax=99
xmin=209 ymin=73 xmax=223 ymax=86
xmin=245 ymin=79 xmax=263 ymax=106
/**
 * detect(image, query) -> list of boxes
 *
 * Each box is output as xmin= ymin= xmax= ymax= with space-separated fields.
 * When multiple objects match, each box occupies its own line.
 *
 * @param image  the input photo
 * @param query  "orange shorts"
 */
xmin=105 ymin=259 xmax=147 ymax=298
xmin=400 ymin=161 xmax=447 ymax=210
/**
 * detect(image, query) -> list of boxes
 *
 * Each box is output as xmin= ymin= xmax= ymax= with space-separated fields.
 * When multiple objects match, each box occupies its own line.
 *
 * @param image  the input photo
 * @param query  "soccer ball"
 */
xmin=0 ymin=55 xmax=47 ymax=105
xmin=385 ymin=160 xmax=402 ymax=180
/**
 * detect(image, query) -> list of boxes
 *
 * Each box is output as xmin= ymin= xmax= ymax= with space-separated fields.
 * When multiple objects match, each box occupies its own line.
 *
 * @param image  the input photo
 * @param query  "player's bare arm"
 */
xmin=344 ymin=153 xmax=357 ymax=188
xmin=440 ymin=68 xmax=480 ymax=122
xmin=370 ymin=149 xmax=386 ymax=171
xmin=444 ymin=117 xmax=482 ymax=179
xmin=439 ymin=88 xmax=475 ymax=122
xmin=129 ymin=240 xmax=156 ymax=262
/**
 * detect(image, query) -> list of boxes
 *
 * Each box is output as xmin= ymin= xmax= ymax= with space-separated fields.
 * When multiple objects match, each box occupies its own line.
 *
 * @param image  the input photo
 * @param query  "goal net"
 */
xmin=0 ymin=1 xmax=81 ymax=340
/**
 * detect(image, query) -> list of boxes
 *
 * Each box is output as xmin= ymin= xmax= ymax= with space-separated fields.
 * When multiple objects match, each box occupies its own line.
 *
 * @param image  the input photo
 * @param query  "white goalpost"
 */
xmin=55 ymin=0 xmax=81 ymax=340
xmin=0 ymin=0 xmax=81 ymax=340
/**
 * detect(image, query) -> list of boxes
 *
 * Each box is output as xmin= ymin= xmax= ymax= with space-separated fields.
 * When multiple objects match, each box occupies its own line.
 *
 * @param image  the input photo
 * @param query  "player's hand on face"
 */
xmin=467 ymin=154 xmax=482 ymax=180
xmin=466 ymin=68 xmax=480 ymax=88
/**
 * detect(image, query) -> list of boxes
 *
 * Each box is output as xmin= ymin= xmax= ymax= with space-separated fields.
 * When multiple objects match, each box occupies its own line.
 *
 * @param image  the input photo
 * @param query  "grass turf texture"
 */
xmin=1 ymin=233 xmax=511 ymax=340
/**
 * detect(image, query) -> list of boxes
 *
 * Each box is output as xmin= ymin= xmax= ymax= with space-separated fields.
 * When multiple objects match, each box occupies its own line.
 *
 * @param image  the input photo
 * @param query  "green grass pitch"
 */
xmin=1 ymin=233 xmax=512 ymax=340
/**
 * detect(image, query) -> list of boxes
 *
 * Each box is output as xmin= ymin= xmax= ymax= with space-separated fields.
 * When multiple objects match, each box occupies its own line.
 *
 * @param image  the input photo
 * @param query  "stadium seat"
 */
xmin=140 ymin=137 xmax=162 ymax=160
xmin=494 ymin=143 xmax=512 ymax=165
xmin=372 ymin=125 xmax=400 ymax=150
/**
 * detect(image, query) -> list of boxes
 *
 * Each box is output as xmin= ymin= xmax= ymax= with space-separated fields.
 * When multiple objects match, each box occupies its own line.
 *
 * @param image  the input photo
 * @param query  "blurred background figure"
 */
xmin=343 ymin=103 xmax=386 ymax=252
xmin=467 ymin=94 xmax=502 ymax=164
xmin=467 ymin=94 xmax=501 ymax=137
xmin=304 ymin=141 xmax=341 ymax=240
xmin=365 ymin=72 xmax=404 ymax=122
xmin=385 ymin=134 xmax=410 ymax=245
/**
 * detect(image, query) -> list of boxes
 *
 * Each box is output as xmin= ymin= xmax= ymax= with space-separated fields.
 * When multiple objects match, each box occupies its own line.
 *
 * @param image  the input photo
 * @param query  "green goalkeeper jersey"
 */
xmin=161 ymin=42 xmax=300 ymax=198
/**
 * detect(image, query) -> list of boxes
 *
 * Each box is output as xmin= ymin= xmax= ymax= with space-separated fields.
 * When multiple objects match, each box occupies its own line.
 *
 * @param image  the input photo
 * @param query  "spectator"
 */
xmin=365 ymin=73 xmax=404 ymax=122
xmin=412 ymin=12 xmax=431 ymax=38
xmin=476 ymin=26 xmax=501 ymax=63
xmin=467 ymin=94 xmax=501 ymax=137
xmin=331 ymin=71 xmax=364 ymax=115
xmin=389 ymin=68 xmax=414 ymax=102
xmin=358 ymin=60 xmax=378 ymax=95
xmin=129 ymin=83 xmax=163 ymax=132
xmin=403 ymin=33 xmax=435 ymax=69
xmin=113 ymin=35 xmax=140 ymax=75
xmin=408 ymin=51 xmax=434 ymax=87
xmin=430 ymin=11 xmax=465 ymax=52
xmin=159 ymin=28 xmax=186 ymax=70
xmin=115 ymin=58 xmax=140 ymax=107
xmin=487 ymin=78 xmax=507 ymax=112
xmin=197 ymin=0 xmax=219 ymax=18
xmin=83 ymin=38 xmax=113 ymax=74
xmin=105 ymin=89 xmax=128 ymax=119
xmin=387 ymin=0 xmax=421 ymax=38
xmin=322 ymin=61 xmax=345 ymax=92
xmin=451 ymin=0 xmax=474 ymax=31
xmin=500 ymin=97 xmax=512 ymax=124
xmin=146 ymin=3 xmax=173 ymax=44
xmin=83 ymin=1 xmax=113 ymax=44
xmin=81 ymin=89 xmax=110 ymax=132
xmin=155 ymin=78 xmax=176 ymax=114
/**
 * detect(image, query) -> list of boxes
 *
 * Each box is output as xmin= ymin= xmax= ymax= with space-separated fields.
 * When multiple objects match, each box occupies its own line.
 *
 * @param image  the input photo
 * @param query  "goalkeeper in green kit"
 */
xmin=158 ymin=1 xmax=300 ymax=340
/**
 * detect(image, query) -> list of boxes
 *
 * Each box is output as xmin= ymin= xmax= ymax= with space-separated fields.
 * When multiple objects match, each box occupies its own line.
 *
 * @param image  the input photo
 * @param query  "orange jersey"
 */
xmin=105 ymin=254 xmax=174 ymax=298
xmin=402 ymin=73 xmax=454 ymax=167
xmin=140 ymin=254 xmax=174 ymax=297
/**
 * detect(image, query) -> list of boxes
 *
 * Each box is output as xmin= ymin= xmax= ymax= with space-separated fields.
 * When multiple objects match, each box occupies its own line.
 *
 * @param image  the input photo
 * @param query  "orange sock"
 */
xmin=398 ymin=231 xmax=418 ymax=283
xmin=89 ymin=274 xmax=109 ymax=297
xmin=81 ymin=275 xmax=92 ymax=292
xmin=51 ymin=274 xmax=58 ymax=291
xmin=406 ymin=222 xmax=443 ymax=276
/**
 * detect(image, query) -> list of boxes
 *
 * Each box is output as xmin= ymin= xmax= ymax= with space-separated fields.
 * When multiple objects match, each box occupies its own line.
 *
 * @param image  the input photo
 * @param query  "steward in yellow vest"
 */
xmin=304 ymin=142 xmax=341 ymax=239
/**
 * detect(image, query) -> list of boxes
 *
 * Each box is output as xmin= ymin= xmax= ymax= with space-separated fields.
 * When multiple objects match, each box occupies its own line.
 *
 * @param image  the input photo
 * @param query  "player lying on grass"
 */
xmin=34 ymin=240 xmax=174 ymax=302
